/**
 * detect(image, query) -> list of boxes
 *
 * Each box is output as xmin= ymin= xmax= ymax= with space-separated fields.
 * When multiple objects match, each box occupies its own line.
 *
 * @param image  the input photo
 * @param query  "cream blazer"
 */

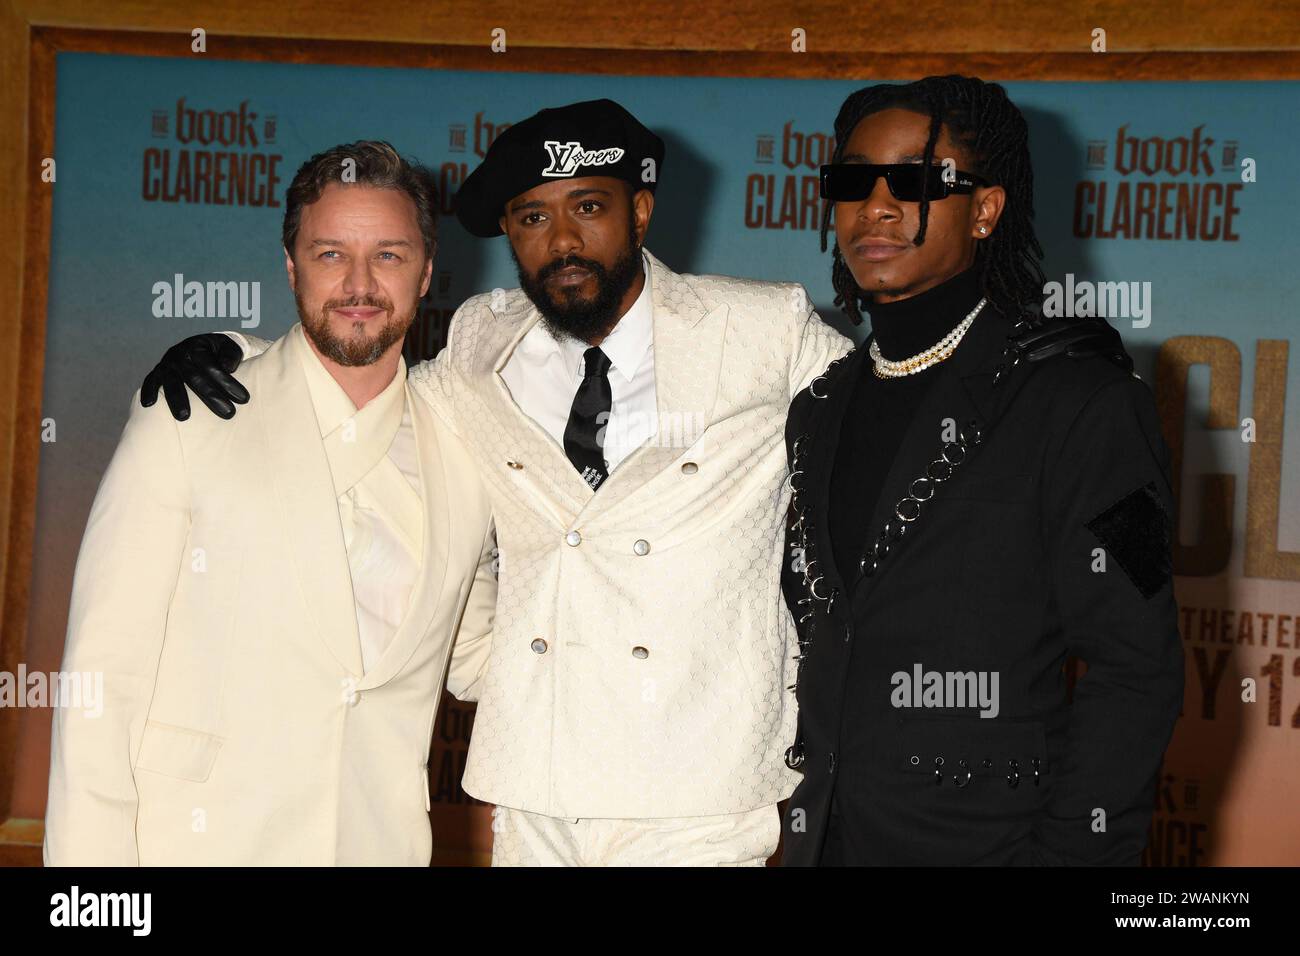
xmin=43 ymin=325 xmax=497 ymax=865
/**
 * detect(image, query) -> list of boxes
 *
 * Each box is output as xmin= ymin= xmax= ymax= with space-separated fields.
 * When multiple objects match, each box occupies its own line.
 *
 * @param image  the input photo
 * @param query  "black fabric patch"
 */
xmin=1086 ymin=482 xmax=1172 ymax=599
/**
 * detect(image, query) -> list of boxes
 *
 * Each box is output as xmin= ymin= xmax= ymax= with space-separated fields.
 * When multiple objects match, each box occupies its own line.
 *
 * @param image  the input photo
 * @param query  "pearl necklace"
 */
xmin=869 ymin=297 xmax=987 ymax=379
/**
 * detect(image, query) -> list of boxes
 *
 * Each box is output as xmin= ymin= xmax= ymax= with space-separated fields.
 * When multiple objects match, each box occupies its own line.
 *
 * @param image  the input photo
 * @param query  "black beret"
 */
xmin=454 ymin=98 xmax=665 ymax=238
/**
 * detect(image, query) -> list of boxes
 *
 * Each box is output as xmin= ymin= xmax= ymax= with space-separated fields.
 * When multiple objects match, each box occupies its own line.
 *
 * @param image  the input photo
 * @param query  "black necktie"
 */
xmin=564 ymin=346 xmax=612 ymax=491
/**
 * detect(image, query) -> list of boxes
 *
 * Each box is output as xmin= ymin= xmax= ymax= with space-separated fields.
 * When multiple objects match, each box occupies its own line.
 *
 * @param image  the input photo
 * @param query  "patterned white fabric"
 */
xmin=408 ymin=247 xmax=852 ymax=818
xmin=500 ymin=253 xmax=656 ymax=474
xmin=489 ymin=803 xmax=781 ymax=866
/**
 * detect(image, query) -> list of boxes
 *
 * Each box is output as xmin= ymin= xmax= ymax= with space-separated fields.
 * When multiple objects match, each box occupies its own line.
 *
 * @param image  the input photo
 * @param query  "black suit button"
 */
xmin=828 ymin=752 xmax=837 ymax=773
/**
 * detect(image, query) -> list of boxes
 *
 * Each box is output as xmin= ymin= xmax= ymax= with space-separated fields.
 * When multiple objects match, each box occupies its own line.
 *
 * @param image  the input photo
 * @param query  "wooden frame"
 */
xmin=3 ymin=0 xmax=1299 ymax=867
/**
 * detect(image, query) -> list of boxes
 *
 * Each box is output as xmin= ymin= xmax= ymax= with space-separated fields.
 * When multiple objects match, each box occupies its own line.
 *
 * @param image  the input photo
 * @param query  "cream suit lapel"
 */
xmin=485 ymin=296 xmax=595 ymax=526
xmin=576 ymin=248 xmax=728 ymax=518
xmin=357 ymin=383 xmax=453 ymax=690
xmin=478 ymin=249 xmax=727 ymax=523
xmin=251 ymin=331 xmax=364 ymax=677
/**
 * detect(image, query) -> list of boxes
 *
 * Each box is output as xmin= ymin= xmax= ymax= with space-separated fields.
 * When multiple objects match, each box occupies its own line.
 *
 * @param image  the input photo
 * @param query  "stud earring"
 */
xmin=978 ymin=226 xmax=988 ymax=234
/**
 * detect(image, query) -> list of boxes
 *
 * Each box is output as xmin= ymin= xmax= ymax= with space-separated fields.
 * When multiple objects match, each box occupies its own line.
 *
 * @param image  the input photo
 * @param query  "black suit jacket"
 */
xmin=779 ymin=308 xmax=1184 ymax=866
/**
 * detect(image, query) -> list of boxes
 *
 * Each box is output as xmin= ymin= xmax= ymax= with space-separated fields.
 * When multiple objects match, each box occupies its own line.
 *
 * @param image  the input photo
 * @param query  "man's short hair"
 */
xmin=282 ymin=140 xmax=439 ymax=260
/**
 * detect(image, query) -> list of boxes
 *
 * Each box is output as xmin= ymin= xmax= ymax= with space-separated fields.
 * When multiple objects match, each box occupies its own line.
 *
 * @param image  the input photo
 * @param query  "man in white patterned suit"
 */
xmin=144 ymin=100 xmax=852 ymax=865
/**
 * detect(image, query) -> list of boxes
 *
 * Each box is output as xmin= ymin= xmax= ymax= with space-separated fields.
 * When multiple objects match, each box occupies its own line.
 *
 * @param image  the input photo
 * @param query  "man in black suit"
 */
xmin=780 ymin=75 xmax=1184 ymax=865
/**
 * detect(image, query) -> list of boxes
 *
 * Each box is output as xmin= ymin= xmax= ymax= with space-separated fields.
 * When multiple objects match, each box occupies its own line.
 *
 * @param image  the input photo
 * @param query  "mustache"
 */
xmin=322 ymin=295 xmax=394 ymax=313
xmin=536 ymin=256 xmax=605 ymax=281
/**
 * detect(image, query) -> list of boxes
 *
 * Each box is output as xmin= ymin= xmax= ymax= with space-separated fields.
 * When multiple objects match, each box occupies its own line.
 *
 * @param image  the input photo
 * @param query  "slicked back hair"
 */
xmin=282 ymin=140 xmax=439 ymax=261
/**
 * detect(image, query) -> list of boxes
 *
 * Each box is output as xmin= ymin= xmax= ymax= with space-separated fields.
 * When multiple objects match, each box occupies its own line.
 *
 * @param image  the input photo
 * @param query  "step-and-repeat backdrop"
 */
xmin=14 ymin=52 xmax=1299 ymax=864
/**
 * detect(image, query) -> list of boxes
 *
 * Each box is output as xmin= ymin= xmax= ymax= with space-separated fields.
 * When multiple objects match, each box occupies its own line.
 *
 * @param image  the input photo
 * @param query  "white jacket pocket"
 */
xmin=135 ymin=720 xmax=223 ymax=782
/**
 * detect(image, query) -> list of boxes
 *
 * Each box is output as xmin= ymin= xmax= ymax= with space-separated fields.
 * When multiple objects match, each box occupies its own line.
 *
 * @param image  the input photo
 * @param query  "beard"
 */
xmin=513 ymin=218 xmax=644 ymax=344
xmin=295 ymin=290 xmax=412 ymax=367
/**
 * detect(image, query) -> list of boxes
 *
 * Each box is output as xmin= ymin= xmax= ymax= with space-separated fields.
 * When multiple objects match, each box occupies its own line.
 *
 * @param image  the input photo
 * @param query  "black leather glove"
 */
xmin=140 ymin=333 xmax=250 ymax=421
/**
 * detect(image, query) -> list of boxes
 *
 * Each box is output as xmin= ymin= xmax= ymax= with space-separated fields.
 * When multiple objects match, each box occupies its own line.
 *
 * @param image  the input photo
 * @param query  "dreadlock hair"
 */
xmin=820 ymin=74 xmax=1046 ymax=326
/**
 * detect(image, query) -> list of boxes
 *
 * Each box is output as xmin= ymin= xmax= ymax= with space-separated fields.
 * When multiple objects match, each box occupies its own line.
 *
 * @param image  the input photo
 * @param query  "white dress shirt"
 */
xmin=500 ymin=251 xmax=656 ymax=475
xmin=294 ymin=324 xmax=423 ymax=674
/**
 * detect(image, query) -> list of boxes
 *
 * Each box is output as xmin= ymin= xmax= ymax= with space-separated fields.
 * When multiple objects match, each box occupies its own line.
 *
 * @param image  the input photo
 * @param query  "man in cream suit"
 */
xmin=143 ymin=101 xmax=853 ymax=865
xmin=44 ymin=141 xmax=497 ymax=866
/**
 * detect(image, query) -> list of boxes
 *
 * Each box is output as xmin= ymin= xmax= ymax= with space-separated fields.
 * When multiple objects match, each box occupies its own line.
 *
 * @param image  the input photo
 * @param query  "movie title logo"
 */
xmin=142 ymin=98 xmax=283 ymax=208
xmin=1158 ymin=335 xmax=1299 ymax=583
xmin=441 ymin=112 xmax=515 ymax=218
xmin=1073 ymin=124 xmax=1247 ymax=241
xmin=745 ymin=121 xmax=835 ymax=231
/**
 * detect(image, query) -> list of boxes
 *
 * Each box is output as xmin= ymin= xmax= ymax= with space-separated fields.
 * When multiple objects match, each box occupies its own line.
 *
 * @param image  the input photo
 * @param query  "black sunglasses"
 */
xmin=820 ymin=163 xmax=989 ymax=203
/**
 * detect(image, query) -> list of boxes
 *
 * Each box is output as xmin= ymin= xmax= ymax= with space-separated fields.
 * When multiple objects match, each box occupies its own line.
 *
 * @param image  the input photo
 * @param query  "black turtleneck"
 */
xmin=826 ymin=265 xmax=985 ymax=582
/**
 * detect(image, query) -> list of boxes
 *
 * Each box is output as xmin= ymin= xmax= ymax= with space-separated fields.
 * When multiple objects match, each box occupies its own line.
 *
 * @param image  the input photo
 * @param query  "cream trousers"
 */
xmin=489 ymin=804 xmax=782 ymax=866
